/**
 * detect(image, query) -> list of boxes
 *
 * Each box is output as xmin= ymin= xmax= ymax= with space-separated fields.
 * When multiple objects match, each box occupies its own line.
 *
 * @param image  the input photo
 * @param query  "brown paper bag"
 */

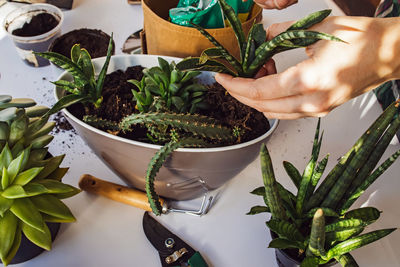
xmin=142 ymin=0 xmax=263 ymax=59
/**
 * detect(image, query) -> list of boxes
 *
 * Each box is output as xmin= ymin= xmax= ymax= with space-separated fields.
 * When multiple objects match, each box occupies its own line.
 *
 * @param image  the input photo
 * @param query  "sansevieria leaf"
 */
xmin=326 ymin=229 xmax=396 ymax=260
xmin=21 ymin=222 xmax=51 ymax=251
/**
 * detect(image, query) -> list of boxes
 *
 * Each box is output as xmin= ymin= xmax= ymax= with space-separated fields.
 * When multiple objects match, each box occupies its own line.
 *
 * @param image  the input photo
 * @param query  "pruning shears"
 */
xmin=143 ymin=212 xmax=209 ymax=267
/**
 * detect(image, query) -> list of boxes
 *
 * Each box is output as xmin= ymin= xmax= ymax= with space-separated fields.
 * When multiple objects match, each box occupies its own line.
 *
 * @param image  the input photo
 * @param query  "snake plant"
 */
xmin=0 ymin=95 xmax=80 ymax=266
xmin=248 ymin=101 xmax=400 ymax=266
xmin=129 ymin=57 xmax=208 ymax=113
xmin=176 ymin=1 xmax=343 ymax=78
xmin=34 ymin=33 xmax=114 ymax=112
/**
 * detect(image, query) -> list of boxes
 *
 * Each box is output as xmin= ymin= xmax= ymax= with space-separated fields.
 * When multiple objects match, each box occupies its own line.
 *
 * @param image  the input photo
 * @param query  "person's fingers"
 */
xmin=216 ymin=62 xmax=315 ymax=100
xmin=255 ymin=0 xmax=298 ymax=10
xmin=266 ymin=21 xmax=295 ymax=40
xmin=254 ymin=59 xmax=277 ymax=78
xmin=263 ymin=110 xmax=329 ymax=120
xmin=227 ymin=89 xmax=336 ymax=115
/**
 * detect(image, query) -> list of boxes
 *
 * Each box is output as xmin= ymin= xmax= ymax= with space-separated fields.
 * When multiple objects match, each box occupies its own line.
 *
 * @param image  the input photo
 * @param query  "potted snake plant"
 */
xmin=36 ymin=1 xmax=341 ymax=215
xmin=248 ymin=101 xmax=400 ymax=266
xmin=0 ymin=95 xmax=80 ymax=265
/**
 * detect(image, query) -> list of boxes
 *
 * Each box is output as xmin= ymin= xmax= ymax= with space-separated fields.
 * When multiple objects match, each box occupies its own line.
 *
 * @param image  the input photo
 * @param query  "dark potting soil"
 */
xmin=67 ymin=66 xmax=270 ymax=146
xmin=12 ymin=13 xmax=58 ymax=37
xmin=50 ymin=29 xmax=113 ymax=59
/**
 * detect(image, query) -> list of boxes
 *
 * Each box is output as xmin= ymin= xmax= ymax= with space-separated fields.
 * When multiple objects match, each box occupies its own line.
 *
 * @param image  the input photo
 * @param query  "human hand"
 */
xmin=215 ymin=16 xmax=400 ymax=119
xmin=253 ymin=0 xmax=298 ymax=9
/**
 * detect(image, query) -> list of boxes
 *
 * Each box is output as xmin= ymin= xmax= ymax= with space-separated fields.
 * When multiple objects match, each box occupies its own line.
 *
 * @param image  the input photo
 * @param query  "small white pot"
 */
xmin=3 ymin=3 xmax=63 ymax=67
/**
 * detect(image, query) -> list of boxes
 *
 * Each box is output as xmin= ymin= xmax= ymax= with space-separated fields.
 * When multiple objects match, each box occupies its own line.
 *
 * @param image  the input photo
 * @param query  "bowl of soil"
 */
xmin=55 ymin=54 xmax=279 ymax=200
xmin=48 ymin=28 xmax=115 ymax=60
xmin=3 ymin=3 xmax=63 ymax=67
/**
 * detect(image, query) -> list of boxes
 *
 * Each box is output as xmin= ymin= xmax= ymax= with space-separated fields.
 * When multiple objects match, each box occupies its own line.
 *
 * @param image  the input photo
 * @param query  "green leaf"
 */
xmin=326 ymin=227 xmax=364 ymax=245
xmin=300 ymin=256 xmax=319 ymax=267
xmin=78 ymin=48 xmax=95 ymax=80
xmin=0 ymin=210 xmax=18 ymax=260
xmin=36 ymin=179 xmax=77 ymax=194
xmin=45 ymin=94 xmax=88 ymax=117
xmin=51 ymin=80 xmax=79 ymax=94
xmin=305 ymin=207 xmax=338 ymax=218
xmin=0 ymin=122 xmax=10 ymax=141
xmin=25 ymin=106 xmax=49 ymax=118
xmin=0 ymin=144 xmax=12 ymax=170
xmin=0 ymin=107 xmax=19 ymax=123
xmin=0 ymin=95 xmax=12 ymax=104
xmin=12 ymin=167 xmax=43 ymax=186
xmin=157 ymin=57 xmax=171 ymax=78
xmin=31 ymin=194 xmax=75 ymax=222
xmin=0 ymin=195 xmax=13 ymax=217
xmin=260 ymin=144 xmax=286 ymax=220
xmin=246 ymin=205 xmax=269 ymax=215
xmin=8 ymin=114 xmax=28 ymax=146
xmin=307 ymin=209 xmax=325 ymax=257
xmin=266 ymin=218 xmax=304 ymax=242
xmin=344 ymin=207 xmax=381 ymax=223
xmin=269 ymin=238 xmax=305 ymax=250
xmin=283 ymin=161 xmax=301 ymax=189
xmin=22 ymin=221 xmax=51 ymax=251
xmin=288 ymin=10 xmax=332 ymax=31
xmin=325 ymin=219 xmax=365 ymax=232
xmin=326 ymin=229 xmax=396 ymax=260
xmin=335 ymin=253 xmax=359 ymax=267
xmin=30 ymin=195 xmax=76 ymax=222
xmin=1 ymin=223 xmax=21 ymax=266
xmin=0 ymin=98 xmax=36 ymax=109
xmin=46 ymin=167 xmax=69 ymax=182
xmin=96 ymin=32 xmax=114 ymax=99
xmin=7 ymin=151 xmax=24 ymax=183
xmin=218 ymin=0 xmax=246 ymax=60
xmin=190 ymin=22 xmax=243 ymax=74
xmin=30 ymin=135 xmax=54 ymax=149
xmin=70 ymin=44 xmax=81 ymax=63
xmin=2 ymin=184 xmax=47 ymax=199
xmin=1 ymin=167 xmax=9 ymax=190
xmin=41 ymin=213 xmax=75 ymax=223
xmin=34 ymin=52 xmax=88 ymax=87
xmin=10 ymin=198 xmax=45 ymax=232
xmin=35 ymin=155 xmax=65 ymax=180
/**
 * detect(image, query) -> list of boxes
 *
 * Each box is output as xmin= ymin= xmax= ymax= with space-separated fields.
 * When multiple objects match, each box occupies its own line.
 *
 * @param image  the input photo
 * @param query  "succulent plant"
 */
xmin=84 ymin=111 xmax=237 ymax=215
xmin=248 ymin=101 xmax=400 ymax=266
xmin=176 ymin=1 xmax=343 ymax=78
xmin=34 ymin=33 xmax=114 ymax=111
xmin=129 ymin=57 xmax=208 ymax=113
xmin=0 ymin=95 xmax=80 ymax=266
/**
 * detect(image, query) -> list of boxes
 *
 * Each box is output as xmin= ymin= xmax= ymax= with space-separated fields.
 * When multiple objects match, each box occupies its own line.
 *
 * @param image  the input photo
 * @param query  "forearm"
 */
xmin=379 ymin=17 xmax=400 ymax=81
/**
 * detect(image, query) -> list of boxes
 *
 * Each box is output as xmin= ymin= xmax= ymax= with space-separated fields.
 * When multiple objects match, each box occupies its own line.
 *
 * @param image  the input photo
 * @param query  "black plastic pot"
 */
xmin=0 ymin=222 xmax=61 ymax=265
xmin=48 ymin=28 xmax=115 ymax=59
xmin=270 ymin=231 xmax=337 ymax=267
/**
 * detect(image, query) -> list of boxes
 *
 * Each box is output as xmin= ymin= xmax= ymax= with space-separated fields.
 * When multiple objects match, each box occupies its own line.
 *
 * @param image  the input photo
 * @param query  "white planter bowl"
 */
xmin=55 ymin=54 xmax=279 ymax=200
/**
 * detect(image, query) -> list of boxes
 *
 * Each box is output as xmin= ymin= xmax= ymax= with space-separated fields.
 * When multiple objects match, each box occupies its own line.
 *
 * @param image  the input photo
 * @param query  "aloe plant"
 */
xmin=176 ymin=1 xmax=343 ymax=78
xmin=34 ymin=33 xmax=114 ymax=113
xmin=0 ymin=95 xmax=80 ymax=266
xmin=129 ymin=57 xmax=208 ymax=113
xmin=248 ymin=101 xmax=400 ymax=266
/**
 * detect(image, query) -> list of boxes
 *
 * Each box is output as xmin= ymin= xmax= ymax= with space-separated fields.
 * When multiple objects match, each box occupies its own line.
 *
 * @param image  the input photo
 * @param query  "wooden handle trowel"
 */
xmin=79 ymin=174 xmax=213 ymax=216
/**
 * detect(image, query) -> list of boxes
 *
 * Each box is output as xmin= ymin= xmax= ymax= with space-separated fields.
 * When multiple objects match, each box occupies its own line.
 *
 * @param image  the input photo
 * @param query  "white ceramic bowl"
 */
xmin=55 ymin=54 xmax=279 ymax=200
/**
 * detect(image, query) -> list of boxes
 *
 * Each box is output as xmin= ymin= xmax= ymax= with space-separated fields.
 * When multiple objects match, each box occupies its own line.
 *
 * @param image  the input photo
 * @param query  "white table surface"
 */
xmin=0 ymin=0 xmax=399 ymax=266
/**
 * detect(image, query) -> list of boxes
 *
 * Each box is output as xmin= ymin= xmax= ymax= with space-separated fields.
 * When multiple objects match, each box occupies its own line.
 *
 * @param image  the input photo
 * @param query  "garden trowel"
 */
xmin=79 ymin=174 xmax=213 ymax=216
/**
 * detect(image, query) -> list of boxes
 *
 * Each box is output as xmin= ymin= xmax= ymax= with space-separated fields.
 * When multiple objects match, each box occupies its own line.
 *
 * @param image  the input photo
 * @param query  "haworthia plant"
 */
xmin=177 ymin=1 xmax=343 ymax=78
xmin=0 ymin=95 xmax=80 ymax=266
xmin=35 ymin=33 xmax=114 ymax=115
xmin=248 ymin=101 xmax=400 ymax=266
xmin=129 ymin=57 xmax=209 ymax=114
